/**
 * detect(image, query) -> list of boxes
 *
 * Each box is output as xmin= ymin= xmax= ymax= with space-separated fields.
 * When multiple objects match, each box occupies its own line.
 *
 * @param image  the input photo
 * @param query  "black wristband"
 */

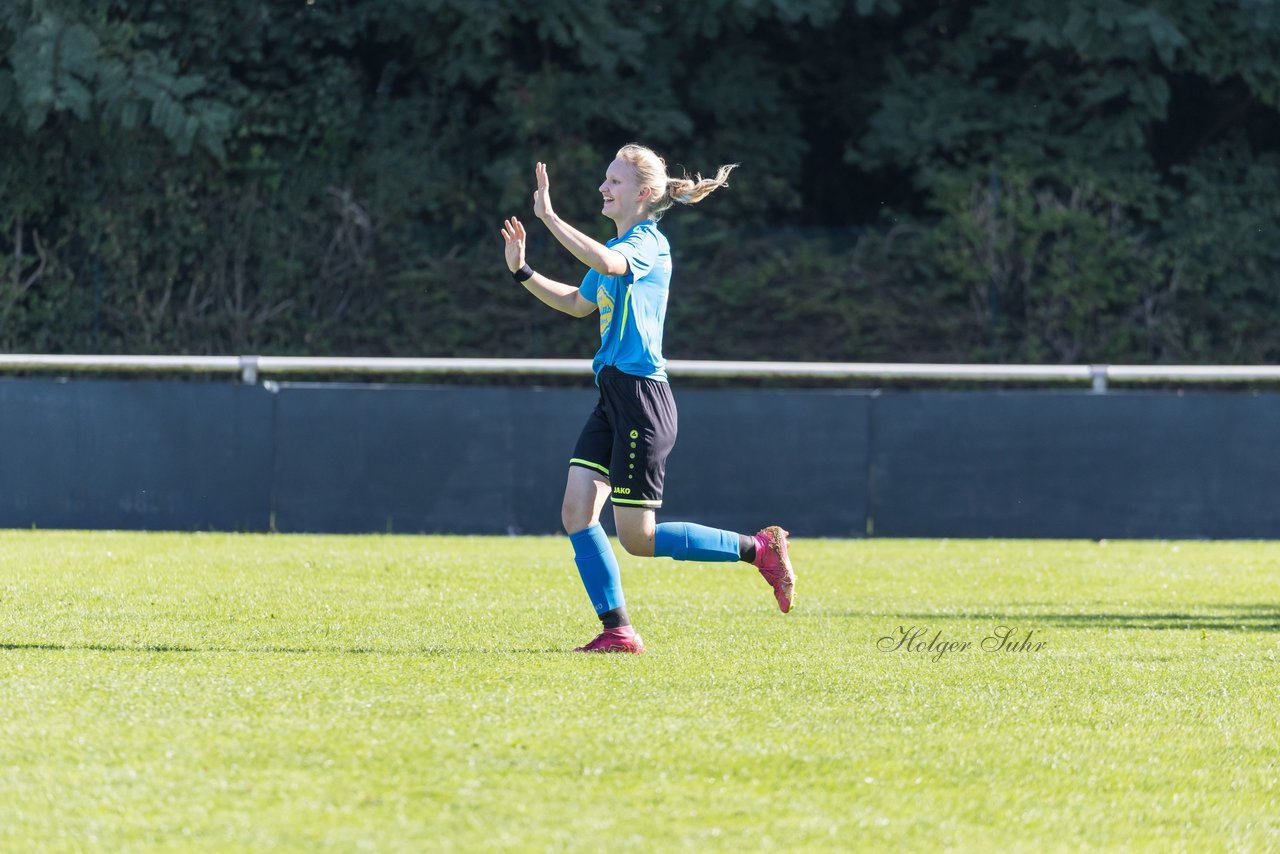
xmin=512 ymin=264 xmax=534 ymax=283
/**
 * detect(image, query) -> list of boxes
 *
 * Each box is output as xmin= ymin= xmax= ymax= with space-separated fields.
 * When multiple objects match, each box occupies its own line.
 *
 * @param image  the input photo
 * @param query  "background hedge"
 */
xmin=3 ymin=0 xmax=1279 ymax=362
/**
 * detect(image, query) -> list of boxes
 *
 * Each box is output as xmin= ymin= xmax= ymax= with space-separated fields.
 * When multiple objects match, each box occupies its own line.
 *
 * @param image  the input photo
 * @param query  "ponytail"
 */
xmin=657 ymin=163 xmax=737 ymax=216
xmin=616 ymin=143 xmax=737 ymax=220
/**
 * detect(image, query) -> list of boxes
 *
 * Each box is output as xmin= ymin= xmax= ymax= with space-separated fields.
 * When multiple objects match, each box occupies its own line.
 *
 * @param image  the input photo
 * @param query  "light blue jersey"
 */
xmin=577 ymin=220 xmax=672 ymax=382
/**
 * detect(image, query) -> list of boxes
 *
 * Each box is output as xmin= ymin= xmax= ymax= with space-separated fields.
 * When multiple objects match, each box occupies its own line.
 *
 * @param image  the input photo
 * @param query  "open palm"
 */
xmin=533 ymin=162 xmax=554 ymax=220
xmin=501 ymin=217 xmax=526 ymax=273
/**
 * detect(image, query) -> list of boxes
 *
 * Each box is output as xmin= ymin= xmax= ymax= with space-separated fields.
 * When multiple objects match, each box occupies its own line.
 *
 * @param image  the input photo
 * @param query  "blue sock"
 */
xmin=654 ymin=522 xmax=742 ymax=562
xmin=569 ymin=524 xmax=626 ymax=615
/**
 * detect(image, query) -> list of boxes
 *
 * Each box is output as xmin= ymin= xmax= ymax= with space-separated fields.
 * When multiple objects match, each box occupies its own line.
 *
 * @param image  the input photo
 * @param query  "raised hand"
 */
xmin=533 ymin=161 xmax=554 ymax=220
xmin=501 ymin=217 xmax=527 ymax=274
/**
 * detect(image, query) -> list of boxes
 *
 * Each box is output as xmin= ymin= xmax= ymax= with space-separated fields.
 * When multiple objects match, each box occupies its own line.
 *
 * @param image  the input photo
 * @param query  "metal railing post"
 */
xmin=239 ymin=355 xmax=259 ymax=385
xmin=1091 ymin=365 xmax=1108 ymax=394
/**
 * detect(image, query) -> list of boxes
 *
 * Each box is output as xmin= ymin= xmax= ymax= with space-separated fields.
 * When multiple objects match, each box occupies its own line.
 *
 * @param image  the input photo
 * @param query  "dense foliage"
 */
xmin=2 ymin=0 xmax=1278 ymax=362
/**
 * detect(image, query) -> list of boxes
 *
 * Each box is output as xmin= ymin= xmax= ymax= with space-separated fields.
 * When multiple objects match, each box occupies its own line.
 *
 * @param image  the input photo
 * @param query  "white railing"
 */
xmin=1 ymin=354 xmax=1279 ymax=391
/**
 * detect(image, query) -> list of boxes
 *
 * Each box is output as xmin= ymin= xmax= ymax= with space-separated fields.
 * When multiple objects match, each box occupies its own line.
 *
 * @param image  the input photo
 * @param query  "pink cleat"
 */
xmin=753 ymin=526 xmax=796 ymax=613
xmin=573 ymin=625 xmax=646 ymax=654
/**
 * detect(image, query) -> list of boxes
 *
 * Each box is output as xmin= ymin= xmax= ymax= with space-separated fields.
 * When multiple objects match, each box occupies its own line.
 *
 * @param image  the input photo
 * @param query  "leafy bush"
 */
xmin=1 ymin=1 xmax=1278 ymax=363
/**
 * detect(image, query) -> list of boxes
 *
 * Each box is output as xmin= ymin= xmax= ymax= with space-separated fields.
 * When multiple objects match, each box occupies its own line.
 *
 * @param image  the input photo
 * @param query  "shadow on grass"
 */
xmin=865 ymin=604 xmax=1280 ymax=632
xmin=0 ymin=642 xmax=571 ymax=655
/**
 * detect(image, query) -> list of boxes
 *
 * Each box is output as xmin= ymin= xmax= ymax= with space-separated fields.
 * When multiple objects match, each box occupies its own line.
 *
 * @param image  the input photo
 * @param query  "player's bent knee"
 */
xmin=617 ymin=529 xmax=655 ymax=558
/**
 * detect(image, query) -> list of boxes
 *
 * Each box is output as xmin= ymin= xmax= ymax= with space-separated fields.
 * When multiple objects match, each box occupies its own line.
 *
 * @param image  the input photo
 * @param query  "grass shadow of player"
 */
xmin=877 ymin=604 xmax=1280 ymax=632
xmin=0 ymin=641 xmax=574 ymax=655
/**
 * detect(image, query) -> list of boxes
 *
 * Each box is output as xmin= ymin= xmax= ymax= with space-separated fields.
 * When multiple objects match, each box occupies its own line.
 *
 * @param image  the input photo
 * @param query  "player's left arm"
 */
xmin=532 ymin=162 xmax=629 ymax=277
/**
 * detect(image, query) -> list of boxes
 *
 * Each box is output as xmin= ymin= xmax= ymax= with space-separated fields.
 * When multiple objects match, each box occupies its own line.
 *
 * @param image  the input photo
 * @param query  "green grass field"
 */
xmin=1 ymin=530 xmax=1278 ymax=851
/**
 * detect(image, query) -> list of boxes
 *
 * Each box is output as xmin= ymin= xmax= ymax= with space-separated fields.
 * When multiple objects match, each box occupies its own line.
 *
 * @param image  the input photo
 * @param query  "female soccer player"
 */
xmin=500 ymin=144 xmax=795 ymax=653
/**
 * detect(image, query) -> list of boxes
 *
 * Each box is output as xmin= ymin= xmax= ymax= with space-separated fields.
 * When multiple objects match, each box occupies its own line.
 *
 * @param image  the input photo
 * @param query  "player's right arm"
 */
xmin=502 ymin=216 xmax=596 ymax=318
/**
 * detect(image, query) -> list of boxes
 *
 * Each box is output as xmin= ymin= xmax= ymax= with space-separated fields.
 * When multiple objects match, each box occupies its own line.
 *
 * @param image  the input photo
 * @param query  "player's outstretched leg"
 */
xmin=649 ymin=520 xmax=796 ymax=613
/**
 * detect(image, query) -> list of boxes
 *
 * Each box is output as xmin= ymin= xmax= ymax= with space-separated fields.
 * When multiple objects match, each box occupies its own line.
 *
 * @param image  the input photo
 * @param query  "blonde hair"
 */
xmin=616 ymin=143 xmax=737 ymax=220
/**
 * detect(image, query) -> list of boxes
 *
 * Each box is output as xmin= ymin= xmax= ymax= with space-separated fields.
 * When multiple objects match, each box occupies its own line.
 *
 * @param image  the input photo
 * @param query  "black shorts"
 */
xmin=570 ymin=366 xmax=678 ymax=508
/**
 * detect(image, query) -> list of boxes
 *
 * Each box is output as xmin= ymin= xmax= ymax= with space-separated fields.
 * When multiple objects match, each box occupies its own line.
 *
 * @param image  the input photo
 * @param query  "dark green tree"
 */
xmin=1 ymin=1 xmax=1277 ymax=363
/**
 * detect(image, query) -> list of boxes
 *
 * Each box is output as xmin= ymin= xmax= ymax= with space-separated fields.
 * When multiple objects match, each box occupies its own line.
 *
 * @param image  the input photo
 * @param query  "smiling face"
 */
xmin=599 ymin=157 xmax=651 ymax=224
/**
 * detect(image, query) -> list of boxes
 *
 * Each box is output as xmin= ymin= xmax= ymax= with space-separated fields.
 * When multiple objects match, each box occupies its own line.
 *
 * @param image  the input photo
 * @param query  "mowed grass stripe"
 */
xmin=1 ymin=531 xmax=1277 ymax=851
